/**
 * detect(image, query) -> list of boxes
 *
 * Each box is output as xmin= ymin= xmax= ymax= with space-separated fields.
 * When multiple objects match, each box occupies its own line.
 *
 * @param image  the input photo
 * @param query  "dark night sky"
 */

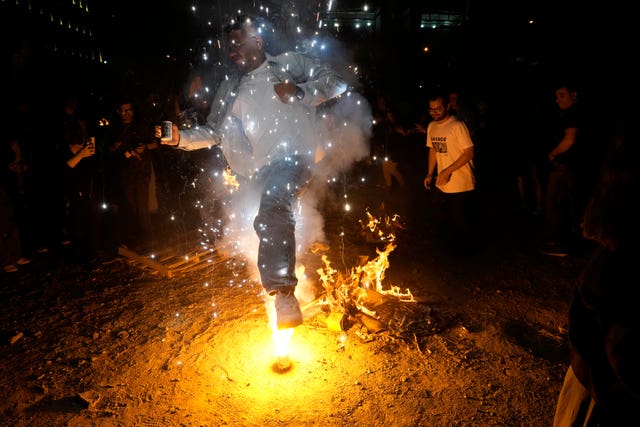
xmin=88 ymin=0 xmax=630 ymax=121
xmin=97 ymin=0 xmax=603 ymax=65
xmin=4 ymin=0 xmax=632 ymax=112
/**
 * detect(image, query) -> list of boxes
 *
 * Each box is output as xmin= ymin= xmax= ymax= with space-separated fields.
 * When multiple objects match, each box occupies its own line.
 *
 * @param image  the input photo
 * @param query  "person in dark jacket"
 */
xmin=106 ymin=98 xmax=158 ymax=252
xmin=553 ymin=113 xmax=640 ymax=426
xmin=59 ymin=123 xmax=101 ymax=269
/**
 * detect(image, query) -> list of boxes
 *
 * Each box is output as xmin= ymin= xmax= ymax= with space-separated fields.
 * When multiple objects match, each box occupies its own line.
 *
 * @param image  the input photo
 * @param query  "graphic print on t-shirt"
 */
xmin=432 ymin=140 xmax=447 ymax=153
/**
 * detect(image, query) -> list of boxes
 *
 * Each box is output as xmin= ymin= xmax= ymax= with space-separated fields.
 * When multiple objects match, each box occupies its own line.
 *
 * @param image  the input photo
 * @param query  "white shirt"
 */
xmin=426 ymin=115 xmax=475 ymax=193
xmin=176 ymin=52 xmax=348 ymax=178
xmin=226 ymin=60 xmax=316 ymax=176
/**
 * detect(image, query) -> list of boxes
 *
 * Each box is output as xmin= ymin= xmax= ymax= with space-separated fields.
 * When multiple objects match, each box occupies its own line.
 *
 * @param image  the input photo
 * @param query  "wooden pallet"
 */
xmin=117 ymin=231 xmax=225 ymax=278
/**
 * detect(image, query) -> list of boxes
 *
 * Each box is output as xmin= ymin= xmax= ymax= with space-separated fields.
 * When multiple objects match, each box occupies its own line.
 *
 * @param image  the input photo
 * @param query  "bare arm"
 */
xmin=549 ymin=127 xmax=578 ymax=161
xmin=424 ymin=147 xmax=438 ymax=189
xmin=436 ymin=146 xmax=474 ymax=187
xmin=66 ymin=144 xmax=95 ymax=168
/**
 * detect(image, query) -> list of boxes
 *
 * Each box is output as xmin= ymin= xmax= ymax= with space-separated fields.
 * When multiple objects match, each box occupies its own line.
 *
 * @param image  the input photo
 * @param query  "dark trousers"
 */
xmin=439 ymin=188 xmax=477 ymax=254
xmin=545 ymin=163 xmax=580 ymax=246
xmin=252 ymin=156 xmax=311 ymax=293
xmin=121 ymin=176 xmax=152 ymax=246
xmin=67 ymin=197 xmax=102 ymax=265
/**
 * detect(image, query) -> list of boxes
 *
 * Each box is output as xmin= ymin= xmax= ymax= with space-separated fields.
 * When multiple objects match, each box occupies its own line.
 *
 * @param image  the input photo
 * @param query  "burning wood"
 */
xmin=314 ymin=211 xmax=442 ymax=340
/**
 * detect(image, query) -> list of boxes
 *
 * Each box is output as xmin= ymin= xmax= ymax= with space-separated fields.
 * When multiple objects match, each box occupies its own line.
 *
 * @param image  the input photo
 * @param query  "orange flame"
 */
xmin=317 ymin=210 xmax=414 ymax=320
xmin=266 ymin=294 xmax=295 ymax=359
xmin=272 ymin=327 xmax=294 ymax=358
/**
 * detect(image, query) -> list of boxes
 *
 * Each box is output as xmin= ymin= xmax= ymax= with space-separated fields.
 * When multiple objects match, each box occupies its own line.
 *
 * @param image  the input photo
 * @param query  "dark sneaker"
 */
xmin=541 ymin=242 xmax=569 ymax=257
xmin=274 ymin=287 xmax=303 ymax=329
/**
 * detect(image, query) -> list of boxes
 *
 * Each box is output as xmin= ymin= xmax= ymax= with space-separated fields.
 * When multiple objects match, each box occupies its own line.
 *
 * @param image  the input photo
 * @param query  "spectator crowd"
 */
xmin=2 ymin=75 xmax=602 ymax=274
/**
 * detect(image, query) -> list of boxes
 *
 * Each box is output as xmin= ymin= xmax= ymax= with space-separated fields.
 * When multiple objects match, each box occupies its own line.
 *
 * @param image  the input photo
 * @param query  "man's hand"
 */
xmin=436 ymin=170 xmax=452 ymax=186
xmin=423 ymin=175 xmax=433 ymax=190
xmin=414 ymin=123 xmax=427 ymax=134
xmin=155 ymin=123 xmax=180 ymax=146
xmin=274 ymin=82 xmax=299 ymax=104
xmin=128 ymin=150 xmax=142 ymax=160
xmin=79 ymin=142 xmax=95 ymax=158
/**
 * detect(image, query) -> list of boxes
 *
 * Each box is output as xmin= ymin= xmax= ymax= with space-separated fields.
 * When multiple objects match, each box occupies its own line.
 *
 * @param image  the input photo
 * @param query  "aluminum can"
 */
xmin=160 ymin=121 xmax=173 ymax=141
xmin=87 ymin=136 xmax=95 ymax=152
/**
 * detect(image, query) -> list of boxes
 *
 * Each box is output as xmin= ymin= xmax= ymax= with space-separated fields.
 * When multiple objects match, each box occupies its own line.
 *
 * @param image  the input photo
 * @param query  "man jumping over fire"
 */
xmin=159 ymin=15 xmax=347 ymax=329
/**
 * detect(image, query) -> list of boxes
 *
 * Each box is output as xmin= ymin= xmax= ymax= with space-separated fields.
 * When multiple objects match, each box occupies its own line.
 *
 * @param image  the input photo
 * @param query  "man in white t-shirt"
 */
xmin=423 ymin=92 xmax=477 ymax=255
xmin=159 ymin=15 xmax=347 ymax=329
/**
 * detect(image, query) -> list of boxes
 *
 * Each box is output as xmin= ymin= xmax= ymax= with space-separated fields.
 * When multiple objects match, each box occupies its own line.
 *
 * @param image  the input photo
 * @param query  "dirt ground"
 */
xmin=0 ymin=162 xmax=587 ymax=426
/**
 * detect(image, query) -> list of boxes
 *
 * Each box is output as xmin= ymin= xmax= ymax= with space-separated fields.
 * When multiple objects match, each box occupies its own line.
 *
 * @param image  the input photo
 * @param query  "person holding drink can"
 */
xmin=107 ymin=98 xmax=159 ymax=252
xmin=58 ymin=122 xmax=102 ymax=269
xmin=157 ymin=14 xmax=347 ymax=329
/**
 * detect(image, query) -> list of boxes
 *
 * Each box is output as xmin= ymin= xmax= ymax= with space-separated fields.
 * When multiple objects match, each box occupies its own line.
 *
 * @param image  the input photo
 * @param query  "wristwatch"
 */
xmin=295 ymin=86 xmax=305 ymax=100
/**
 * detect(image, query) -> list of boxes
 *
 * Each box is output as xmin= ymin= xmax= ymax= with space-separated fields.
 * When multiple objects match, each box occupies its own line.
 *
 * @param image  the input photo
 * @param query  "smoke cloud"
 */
xmin=189 ymin=5 xmax=373 ymax=300
xmin=211 ymin=90 xmax=372 ymax=295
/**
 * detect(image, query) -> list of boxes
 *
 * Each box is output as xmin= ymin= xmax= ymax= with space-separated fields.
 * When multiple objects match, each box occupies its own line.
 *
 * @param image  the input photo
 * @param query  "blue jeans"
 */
xmin=252 ymin=156 xmax=311 ymax=294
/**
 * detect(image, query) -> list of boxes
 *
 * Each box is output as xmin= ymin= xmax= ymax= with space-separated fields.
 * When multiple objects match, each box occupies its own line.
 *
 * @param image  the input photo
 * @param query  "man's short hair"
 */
xmin=223 ymin=14 xmax=257 ymax=34
xmin=429 ymin=91 xmax=449 ymax=107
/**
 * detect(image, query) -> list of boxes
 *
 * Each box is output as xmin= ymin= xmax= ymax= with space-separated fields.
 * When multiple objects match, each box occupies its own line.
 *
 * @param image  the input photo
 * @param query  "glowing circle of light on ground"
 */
xmin=200 ymin=317 xmax=330 ymax=412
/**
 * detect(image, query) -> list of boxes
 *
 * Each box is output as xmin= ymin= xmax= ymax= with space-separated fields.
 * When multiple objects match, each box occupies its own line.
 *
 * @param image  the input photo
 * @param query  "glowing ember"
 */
xmin=275 ymin=355 xmax=292 ymax=372
xmin=222 ymin=167 xmax=240 ymax=192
